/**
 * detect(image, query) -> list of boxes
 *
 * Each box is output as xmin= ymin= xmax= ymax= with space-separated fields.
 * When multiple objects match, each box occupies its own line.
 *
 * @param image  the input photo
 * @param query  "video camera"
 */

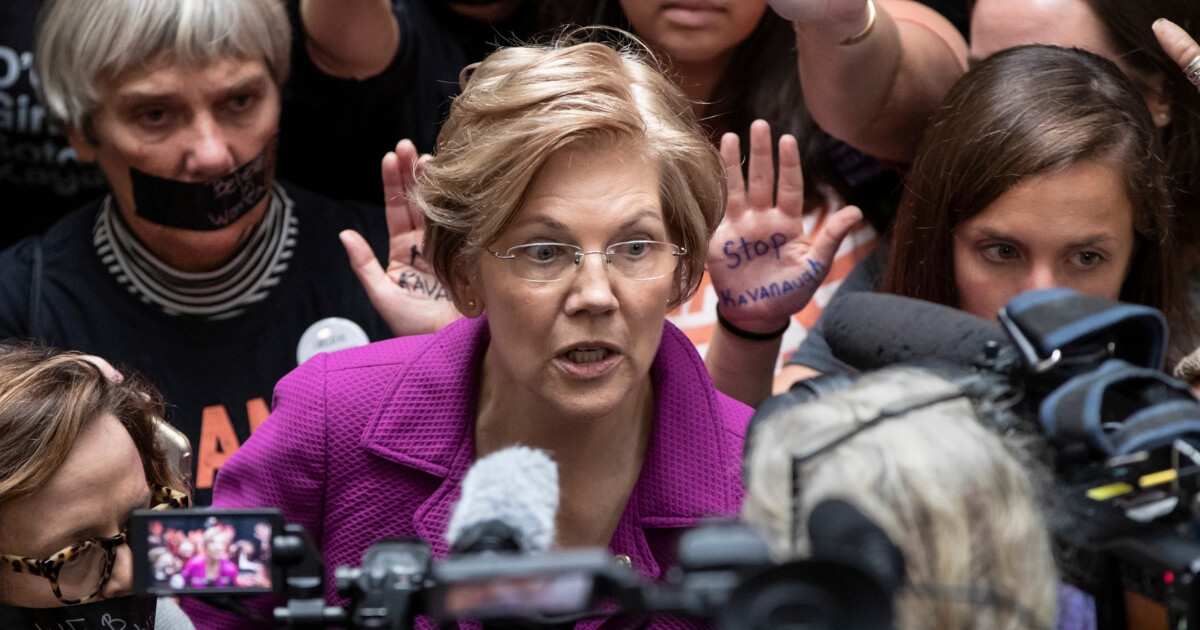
xmin=131 ymin=507 xmax=901 ymax=629
xmin=769 ymin=287 xmax=1200 ymax=630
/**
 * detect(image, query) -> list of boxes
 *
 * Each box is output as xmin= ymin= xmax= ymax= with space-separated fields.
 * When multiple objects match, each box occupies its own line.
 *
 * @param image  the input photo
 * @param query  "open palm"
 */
xmin=707 ymin=120 xmax=862 ymax=333
xmin=340 ymin=139 xmax=461 ymax=337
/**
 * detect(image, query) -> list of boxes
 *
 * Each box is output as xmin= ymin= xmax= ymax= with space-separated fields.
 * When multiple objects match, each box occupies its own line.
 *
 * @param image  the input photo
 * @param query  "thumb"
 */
xmin=807 ymin=205 xmax=864 ymax=269
xmin=340 ymin=229 xmax=393 ymax=301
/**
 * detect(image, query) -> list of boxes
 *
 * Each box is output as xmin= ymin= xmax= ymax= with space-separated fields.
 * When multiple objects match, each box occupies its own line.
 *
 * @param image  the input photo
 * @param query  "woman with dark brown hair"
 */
xmin=745 ymin=44 xmax=1194 ymax=391
xmin=0 ymin=345 xmax=193 ymax=629
xmin=882 ymin=44 xmax=1182 ymax=329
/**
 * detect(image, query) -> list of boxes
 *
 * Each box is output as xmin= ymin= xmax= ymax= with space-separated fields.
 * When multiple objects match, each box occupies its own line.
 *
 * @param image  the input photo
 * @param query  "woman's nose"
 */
xmin=1023 ymin=264 xmax=1059 ymax=292
xmin=564 ymin=253 xmax=619 ymax=314
xmin=183 ymin=116 xmax=237 ymax=180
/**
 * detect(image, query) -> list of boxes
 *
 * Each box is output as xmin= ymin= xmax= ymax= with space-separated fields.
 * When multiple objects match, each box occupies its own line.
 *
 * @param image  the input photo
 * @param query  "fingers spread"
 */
xmin=720 ymin=132 xmax=747 ymax=217
xmin=340 ymin=229 xmax=391 ymax=298
xmin=383 ymin=139 xmax=421 ymax=234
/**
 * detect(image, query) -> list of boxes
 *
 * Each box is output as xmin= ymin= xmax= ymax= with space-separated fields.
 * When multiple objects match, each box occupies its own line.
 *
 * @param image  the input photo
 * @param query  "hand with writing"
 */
xmin=707 ymin=120 xmax=863 ymax=333
xmin=1153 ymin=19 xmax=1200 ymax=95
xmin=340 ymin=139 xmax=462 ymax=337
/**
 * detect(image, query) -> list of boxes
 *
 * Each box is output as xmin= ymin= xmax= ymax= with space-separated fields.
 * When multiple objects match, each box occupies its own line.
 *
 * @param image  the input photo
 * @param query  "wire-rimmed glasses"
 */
xmin=488 ymin=240 xmax=685 ymax=283
xmin=0 ymin=485 xmax=189 ymax=604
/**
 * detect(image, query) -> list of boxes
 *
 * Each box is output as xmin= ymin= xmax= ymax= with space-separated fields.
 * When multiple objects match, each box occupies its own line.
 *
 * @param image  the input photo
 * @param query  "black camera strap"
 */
xmin=998 ymin=288 xmax=1168 ymax=374
xmin=1039 ymin=359 xmax=1200 ymax=457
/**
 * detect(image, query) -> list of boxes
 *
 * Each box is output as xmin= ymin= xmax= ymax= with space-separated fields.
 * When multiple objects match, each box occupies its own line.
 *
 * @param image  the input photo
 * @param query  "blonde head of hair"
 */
xmin=419 ymin=31 xmax=725 ymax=310
xmin=742 ymin=367 xmax=1057 ymax=630
xmin=0 ymin=345 xmax=191 ymax=507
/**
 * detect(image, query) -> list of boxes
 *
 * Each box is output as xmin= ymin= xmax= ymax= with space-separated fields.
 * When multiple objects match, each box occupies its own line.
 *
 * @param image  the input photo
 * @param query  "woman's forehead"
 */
xmin=0 ymin=415 xmax=146 ymax=556
xmin=510 ymin=147 xmax=664 ymax=233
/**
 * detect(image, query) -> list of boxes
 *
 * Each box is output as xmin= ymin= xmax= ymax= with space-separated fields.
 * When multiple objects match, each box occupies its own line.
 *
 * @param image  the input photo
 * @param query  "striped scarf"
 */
xmin=93 ymin=184 xmax=298 ymax=320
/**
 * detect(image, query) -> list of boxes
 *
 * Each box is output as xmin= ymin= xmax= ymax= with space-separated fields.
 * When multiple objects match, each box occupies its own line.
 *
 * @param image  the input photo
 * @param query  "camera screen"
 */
xmin=135 ymin=510 xmax=276 ymax=595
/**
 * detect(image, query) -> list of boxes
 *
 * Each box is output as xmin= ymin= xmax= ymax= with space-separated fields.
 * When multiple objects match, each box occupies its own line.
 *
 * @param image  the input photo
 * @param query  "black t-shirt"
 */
xmin=277 ymin=0 xmax=460 ymax=205
xmin=0 ymin=183 xmax=392 ymax=504
xmin=919 ymin=0 xmax=969 ymax=38
xmin=0 ymin=0 xmax=108 ymax=250
xmin=277 ymin=0 xmax=538 ymax=206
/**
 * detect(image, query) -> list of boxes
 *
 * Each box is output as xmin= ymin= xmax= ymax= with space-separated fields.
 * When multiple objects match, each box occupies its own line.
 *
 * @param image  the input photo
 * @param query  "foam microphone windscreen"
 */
xmin=823 ymin=293 xmax=1009 ymax=371
xmin=446 ymin=446 xmax=559 ymax=553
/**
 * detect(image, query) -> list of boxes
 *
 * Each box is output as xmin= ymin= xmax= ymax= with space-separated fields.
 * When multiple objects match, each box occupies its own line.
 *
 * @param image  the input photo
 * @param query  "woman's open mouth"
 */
xmin=555 ymin=344 xmax=622 ymax=378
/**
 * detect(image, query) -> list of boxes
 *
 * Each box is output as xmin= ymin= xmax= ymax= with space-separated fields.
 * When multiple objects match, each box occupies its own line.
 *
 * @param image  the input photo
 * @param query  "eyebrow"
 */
xmin=38 ymin=486 xmax=154 ymax=556
xmin=515 ymin=209 xmax=663 ymax=234
xmin=972 ymin=227 xmax=1119 ymax=249
xmin=113 ymin=73 xmax=269 ymax=108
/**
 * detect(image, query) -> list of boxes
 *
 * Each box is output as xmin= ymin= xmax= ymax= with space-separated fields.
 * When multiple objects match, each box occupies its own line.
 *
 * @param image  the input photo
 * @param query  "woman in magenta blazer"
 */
xmin=192 ymin=32 xmax=859 ymax=629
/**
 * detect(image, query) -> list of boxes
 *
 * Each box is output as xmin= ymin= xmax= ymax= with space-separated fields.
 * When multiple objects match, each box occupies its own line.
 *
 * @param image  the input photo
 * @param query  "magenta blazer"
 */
xmin=178 ymin=557 xmax=238 ymax=588
xmin=186 ymin=316 xmax=751 ymax=629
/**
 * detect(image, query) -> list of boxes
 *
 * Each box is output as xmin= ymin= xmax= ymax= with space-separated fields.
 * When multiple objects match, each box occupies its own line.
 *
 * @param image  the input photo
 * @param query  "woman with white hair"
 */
xmin=742 ymin=366 xmax=1059 ymax=629
xmin=0 ymin=0 xmax=456 ymax=504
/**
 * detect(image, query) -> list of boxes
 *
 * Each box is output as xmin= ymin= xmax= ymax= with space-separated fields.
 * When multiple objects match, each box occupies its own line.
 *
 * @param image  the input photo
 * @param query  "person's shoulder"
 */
xmin=11 ymin=202 xmax=104 ymax=255
xmin=0 ymin=202 xmax=102 ymax=331
xmin=317 ymin=316 xmax=484 ymax=375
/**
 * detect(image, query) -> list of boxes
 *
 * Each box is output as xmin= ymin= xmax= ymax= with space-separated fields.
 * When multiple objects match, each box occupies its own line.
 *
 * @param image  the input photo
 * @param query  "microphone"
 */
xmin=822 ymin=293 xmax=1009 ymax=372
xmin=446 ymin=446 xmax=559 ymax=555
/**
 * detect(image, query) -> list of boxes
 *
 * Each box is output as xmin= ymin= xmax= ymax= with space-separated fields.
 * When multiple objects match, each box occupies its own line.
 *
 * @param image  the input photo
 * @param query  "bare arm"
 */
xmin=772 ymin=0 xmax=968 ymax=164
xmin=300 ymin=0 xmax=400 ymax=79
xmin=707 ymin=326 xmax=787 ymax=410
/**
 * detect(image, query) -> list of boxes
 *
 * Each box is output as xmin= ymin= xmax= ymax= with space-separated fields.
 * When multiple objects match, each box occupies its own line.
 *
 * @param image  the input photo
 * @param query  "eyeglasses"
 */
xmin=0 ymin=485 xmax=189 ymax=604
xmin=488 ymin=240 xmax=685 ymax=283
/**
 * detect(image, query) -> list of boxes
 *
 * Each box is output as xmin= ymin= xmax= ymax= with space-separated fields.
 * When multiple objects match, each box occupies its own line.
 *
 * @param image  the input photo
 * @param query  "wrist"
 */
xmin=716 ymin=308 xmax=791 ymax=342
xmin=839 ymin=0 xmax=877 ymax=46
xmin=794 ymin=0 xmax=876 ymax=46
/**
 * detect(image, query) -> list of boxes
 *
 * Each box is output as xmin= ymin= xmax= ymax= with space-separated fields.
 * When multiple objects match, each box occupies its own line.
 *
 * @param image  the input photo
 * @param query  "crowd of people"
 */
xmin=3 ymin=0 xmax=1200 ymax=628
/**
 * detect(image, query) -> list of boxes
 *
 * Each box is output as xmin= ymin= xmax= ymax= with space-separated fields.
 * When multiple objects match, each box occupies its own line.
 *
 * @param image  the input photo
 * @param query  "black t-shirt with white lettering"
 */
xmin=0 ymin=182 xmax=392 ymax=505
xmin=0 ymin=0 xmax=108 ymax=250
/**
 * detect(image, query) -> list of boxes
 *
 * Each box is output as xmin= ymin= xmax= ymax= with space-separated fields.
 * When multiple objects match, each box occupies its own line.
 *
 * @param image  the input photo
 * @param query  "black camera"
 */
xmin=788 ymin=287 xmax=1200 ymax=630
xmin=130 ymin=509 xmax=901 ymax=629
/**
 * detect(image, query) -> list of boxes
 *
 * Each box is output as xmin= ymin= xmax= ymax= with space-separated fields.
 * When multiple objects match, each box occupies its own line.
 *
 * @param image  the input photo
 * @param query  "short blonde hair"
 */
xmin=419 ymin=33 xmax=725 ymax=309
xmin=742 ymin=368 xmax=1057 ymax=630
xmin=35 ymin=0 xmax=291 ymax=129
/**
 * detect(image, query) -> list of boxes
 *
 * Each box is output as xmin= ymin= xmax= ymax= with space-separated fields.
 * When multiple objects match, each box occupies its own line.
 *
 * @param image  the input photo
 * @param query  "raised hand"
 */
xmin=707 ymin=120 xmax=862 ymax=334
xmin=340 ymin=139 xmax=461 ymax=337
xmin=1153 ymin=19 xmax=1200 ymax=94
